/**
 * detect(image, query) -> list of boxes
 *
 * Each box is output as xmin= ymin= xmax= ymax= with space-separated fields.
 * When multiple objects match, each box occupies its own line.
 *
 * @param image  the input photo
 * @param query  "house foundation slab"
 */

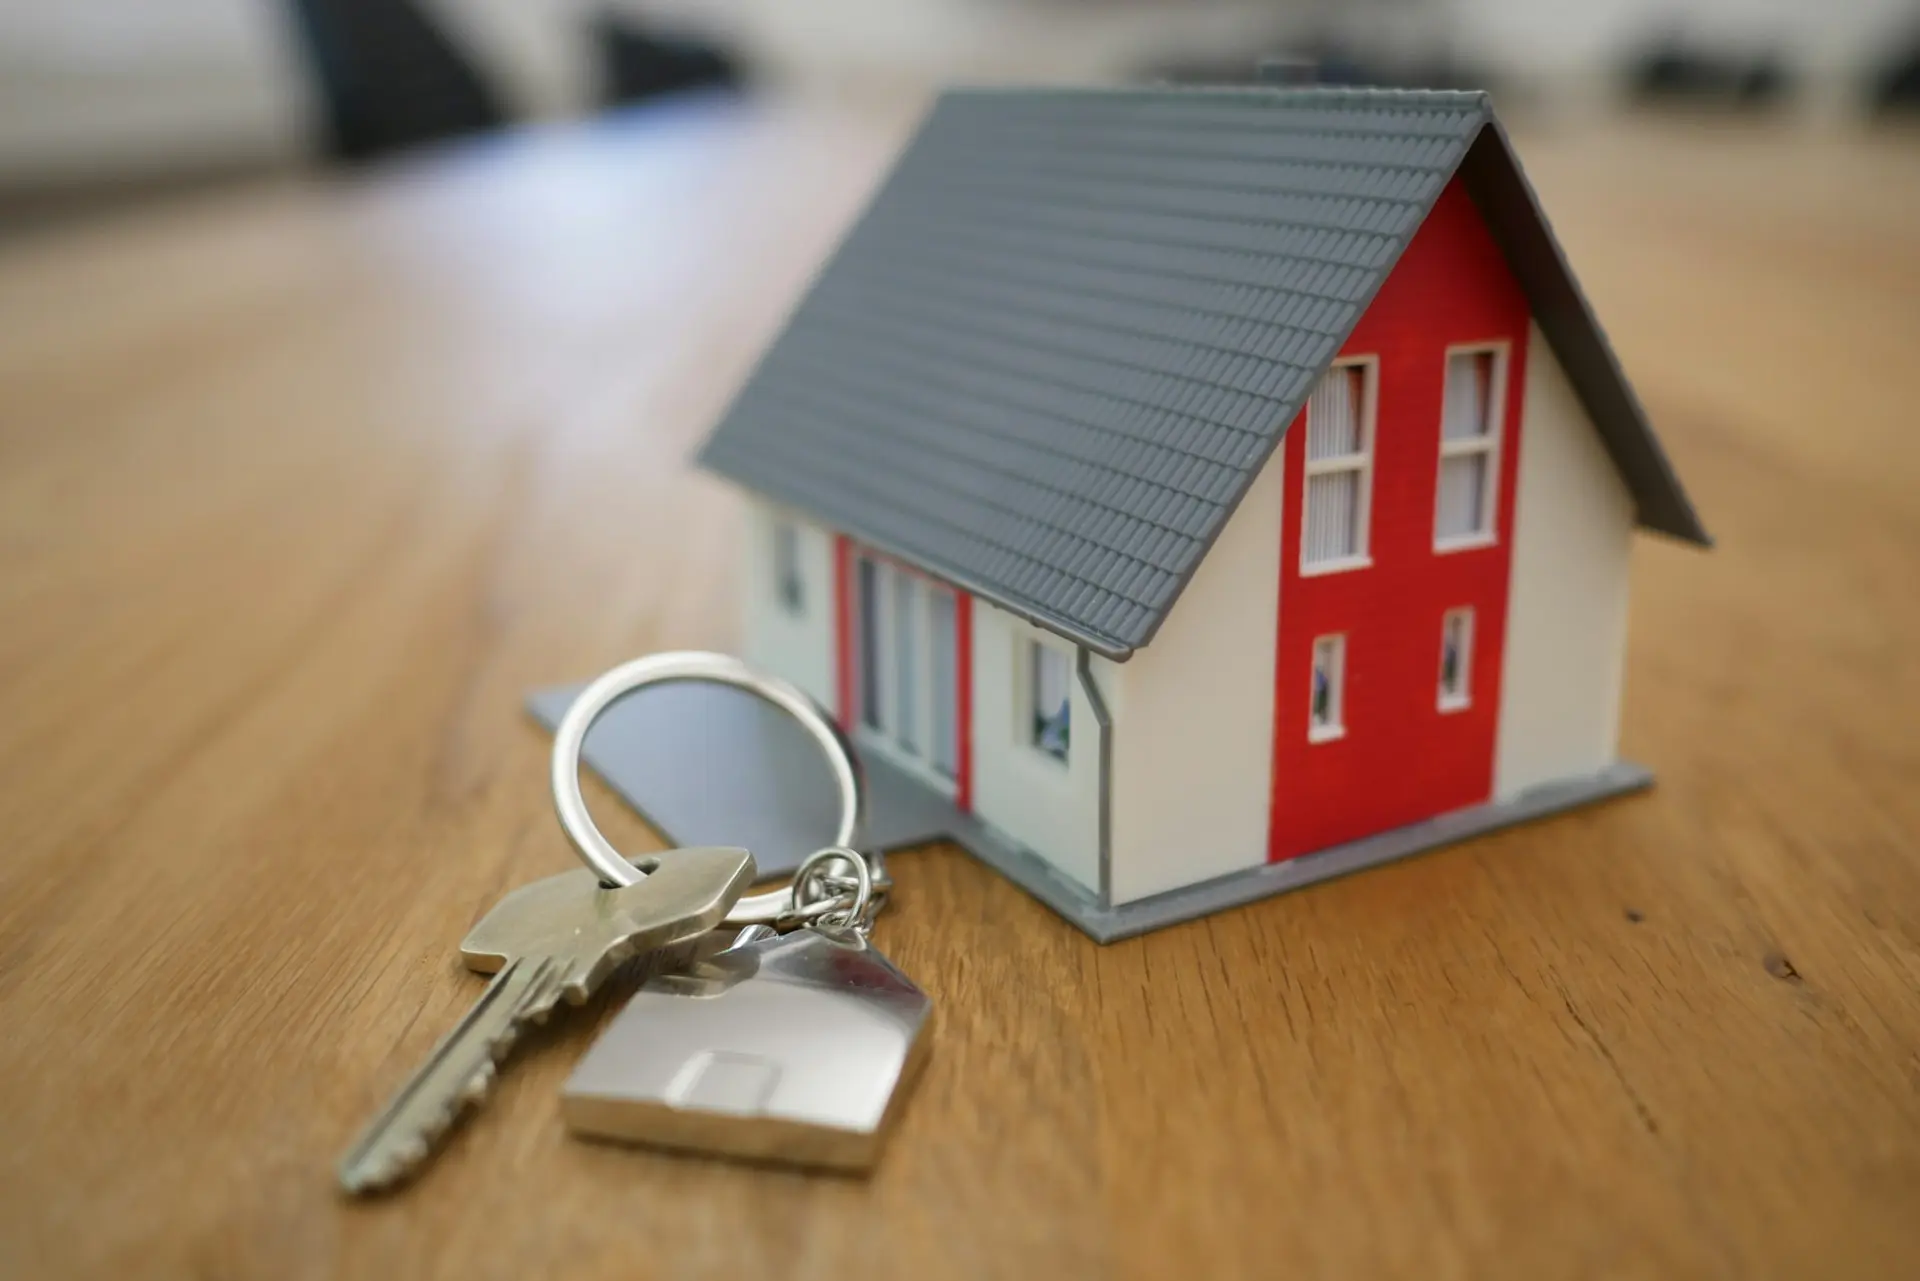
xmin=529 ymin=682 xmax=1652 ymax=942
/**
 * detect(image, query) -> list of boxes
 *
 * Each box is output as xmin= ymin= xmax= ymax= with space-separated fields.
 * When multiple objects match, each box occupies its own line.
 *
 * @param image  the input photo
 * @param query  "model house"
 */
xmin=696 ymin=85 xmax=1709 ymax=939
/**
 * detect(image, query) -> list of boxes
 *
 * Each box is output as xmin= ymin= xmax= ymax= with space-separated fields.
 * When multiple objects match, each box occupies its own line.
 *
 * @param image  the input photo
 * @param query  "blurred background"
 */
xmin=3 ymin=0 xmax=1919 ymax=235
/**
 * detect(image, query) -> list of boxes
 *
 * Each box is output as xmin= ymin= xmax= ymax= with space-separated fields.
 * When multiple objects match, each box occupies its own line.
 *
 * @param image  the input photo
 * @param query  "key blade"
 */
xmin=460 ymin=847 xmax=755 ymax=988
xmin=337 ymin=956 xmax=556 ymax=1195
xmin=338 ymin=847 xmax=755 ymax=1195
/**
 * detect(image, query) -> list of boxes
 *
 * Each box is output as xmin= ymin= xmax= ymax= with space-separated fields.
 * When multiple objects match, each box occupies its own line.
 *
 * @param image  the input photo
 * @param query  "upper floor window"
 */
xmin=1302 ymin=360 xmax=1376 ymax=572
xmin=1435 ymin=347 xmax=1505 ymax=548
xmin=773 ymin=519 xmax=804 ymax=615
xmin=1438 ymin=607 xmax=1474 ymax=710
xmin=1028 ymin=640 xmax=1071 ymax=764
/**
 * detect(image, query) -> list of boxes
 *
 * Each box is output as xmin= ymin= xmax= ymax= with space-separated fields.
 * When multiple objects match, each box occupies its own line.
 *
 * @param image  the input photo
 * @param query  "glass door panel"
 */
xmin=852 ymin=555 xmax=960 ymax=790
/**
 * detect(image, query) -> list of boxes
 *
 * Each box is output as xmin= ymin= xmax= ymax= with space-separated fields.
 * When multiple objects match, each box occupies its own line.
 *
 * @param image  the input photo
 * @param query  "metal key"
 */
xmin=337 ymin=845 xmax=755 ymax=1194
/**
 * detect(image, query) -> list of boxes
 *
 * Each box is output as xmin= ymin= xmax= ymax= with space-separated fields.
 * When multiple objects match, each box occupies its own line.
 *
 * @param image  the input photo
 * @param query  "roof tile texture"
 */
xmin=700 ymin=87 xmax=1492 ymax=654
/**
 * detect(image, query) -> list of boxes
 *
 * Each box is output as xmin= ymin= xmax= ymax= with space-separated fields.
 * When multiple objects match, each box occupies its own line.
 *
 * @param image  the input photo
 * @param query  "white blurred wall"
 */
xmin=1450 ymin=0 xmax=1918 ymax=112
xmin=0 ymin=0 xmax=1913 ymax=188
xmin=1455 ymin=0 xmax=1916 ymax=75
xmin=612 ymin=0 xmax=1298 ymax=87
xmin=0 ymin=0 xmax=310 ymax=184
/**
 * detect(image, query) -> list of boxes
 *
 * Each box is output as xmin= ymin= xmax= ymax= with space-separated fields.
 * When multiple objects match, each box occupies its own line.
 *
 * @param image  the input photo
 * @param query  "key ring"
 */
xmin=550 ymin=652 xmax=865 ymax=927
xmin=792 ymin=845 xmax=877 ymax=931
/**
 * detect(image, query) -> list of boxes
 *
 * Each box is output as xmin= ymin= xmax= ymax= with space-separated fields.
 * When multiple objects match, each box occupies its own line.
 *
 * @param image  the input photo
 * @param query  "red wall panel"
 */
xmin=1268 ymin=177 xmax=1532 ymax=862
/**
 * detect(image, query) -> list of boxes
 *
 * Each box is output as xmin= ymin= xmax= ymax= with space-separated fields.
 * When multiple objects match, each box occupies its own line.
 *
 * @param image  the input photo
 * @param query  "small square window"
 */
xmin=1309 ymin=635 xmax=1346 ymax=742
xmin=1028 ymin=640 xmax=1071 ymax=763
xmin=1439 ymin=608 xmax=1474 ymax=710
xmin=773 ymin=520 xmax=804 ymax=615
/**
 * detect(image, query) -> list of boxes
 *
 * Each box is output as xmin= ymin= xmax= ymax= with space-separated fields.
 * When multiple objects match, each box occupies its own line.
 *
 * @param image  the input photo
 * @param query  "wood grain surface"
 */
xmin=1 ymin=94 xmax=1917 ymax=1280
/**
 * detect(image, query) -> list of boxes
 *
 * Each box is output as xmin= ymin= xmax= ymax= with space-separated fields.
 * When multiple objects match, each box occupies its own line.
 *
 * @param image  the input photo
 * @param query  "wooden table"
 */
xmin=2 ymin=94 xmax=1917 ymax=1279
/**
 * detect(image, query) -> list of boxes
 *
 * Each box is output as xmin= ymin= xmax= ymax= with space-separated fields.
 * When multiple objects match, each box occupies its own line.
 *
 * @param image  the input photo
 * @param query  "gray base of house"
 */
xmin=528 ymin=682 xmax=1653 ymax=943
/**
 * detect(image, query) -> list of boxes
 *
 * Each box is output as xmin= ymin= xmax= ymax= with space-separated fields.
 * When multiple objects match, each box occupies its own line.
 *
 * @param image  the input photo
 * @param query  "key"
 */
xmin=337 ymin=845 xmax=755 ymax=1194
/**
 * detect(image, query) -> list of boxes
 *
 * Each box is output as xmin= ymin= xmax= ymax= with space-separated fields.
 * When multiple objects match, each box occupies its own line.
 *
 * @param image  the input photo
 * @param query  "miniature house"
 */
xmin=696 ymin=86 xmax=1709 ymax=940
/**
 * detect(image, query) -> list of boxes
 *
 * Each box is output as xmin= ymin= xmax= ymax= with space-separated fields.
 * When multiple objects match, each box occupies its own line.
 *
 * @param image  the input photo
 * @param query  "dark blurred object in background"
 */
xmin=280 ymin=1 xmax=744 ymax=162
xmin=594 ymin=14 xmax=740 ymax=109
xmin=284 ymin=0 xmax=507 ymax=161
xmin=1866 ymin=28 xmax=1920 ymax=118
xmin=1626 ymin=34 xmax=1794 ymax=112
xmin=1148 ymin=42 xmax=1496 ymax=96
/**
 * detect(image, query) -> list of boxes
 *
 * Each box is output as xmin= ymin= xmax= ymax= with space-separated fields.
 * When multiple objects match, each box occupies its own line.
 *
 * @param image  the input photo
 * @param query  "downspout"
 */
xmin=1076 ymin=649 xmax=1113 ymax=911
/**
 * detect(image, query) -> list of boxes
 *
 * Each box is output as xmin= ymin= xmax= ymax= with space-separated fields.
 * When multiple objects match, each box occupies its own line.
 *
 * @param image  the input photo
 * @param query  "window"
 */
xmin=773 ymin=519 xmax=804 ymax=615
xmin=1309 ymin=635 xmax=1346 ymax=742
xmin=853 ymin=553 xmax=961 ymax=783
xmin=1302 ymin=361 xmax=1375 ymax=571
xmin=1028 ymin=640 xmax=1071 ymax=763
xmin=1435 ymin=347 xmax=1504 ymax=547
xmin=1439 ymin=608 xmax=1474 ymax=710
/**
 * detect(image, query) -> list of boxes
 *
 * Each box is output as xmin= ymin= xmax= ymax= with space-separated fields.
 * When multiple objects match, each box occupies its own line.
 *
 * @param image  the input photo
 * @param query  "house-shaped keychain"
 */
xmin=539 ymin=85 xmax=1709 ymax=941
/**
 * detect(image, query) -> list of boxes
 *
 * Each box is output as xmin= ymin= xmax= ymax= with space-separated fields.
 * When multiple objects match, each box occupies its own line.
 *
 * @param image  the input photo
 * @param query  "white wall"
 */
xmin=1493 ymin=323 xmax=1636 ymax=799
xmin=620 ymin=0 xmax=1306 ymax=88
xmin=0 ymin=0 xmax=309 ymax=184
xmin=740 ymin=501 xmax=838 ymax=715
xmin=968 ymin=603 xmax=1104 ymax=895
xmin=1104 ymin=447 xmax=1285 ymax=905
xmin=1446 ymin=0 xmax=1915 ymax=84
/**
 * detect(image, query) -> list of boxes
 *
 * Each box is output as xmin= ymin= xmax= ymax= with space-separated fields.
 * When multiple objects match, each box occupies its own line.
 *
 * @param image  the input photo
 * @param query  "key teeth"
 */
xmin=461 ymin=1060 xmax=499 ymax=1104
xmin=340 ymin=1025 xmax=526 ymax=1194
xmin=345 ymin=873 xmax=742 ymax=1193
xmin=394 ymin=1136 xmax=426 ymax=1171
xmin=344 ymin=1134 xmax=428 ymax=1193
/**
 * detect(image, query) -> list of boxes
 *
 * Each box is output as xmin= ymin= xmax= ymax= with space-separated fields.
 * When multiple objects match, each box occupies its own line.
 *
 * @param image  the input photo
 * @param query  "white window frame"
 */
xmin=1023 ymin=637 xmax=1073 ymax=767
xmin=1300 ymin=357 xmax=1378 ymax=576
xmin=1438 ymin=607 xmax=1475 ymax=712
xmin=1308 ymin=633 xmax=1347 ymax=743
xmin=852 ymin=551 xmax=960 ymax=793
xmin=1433 ymin=341 xmax=1508 ymax=552
xmin=772 ymin=518 xmax=804 ymax=616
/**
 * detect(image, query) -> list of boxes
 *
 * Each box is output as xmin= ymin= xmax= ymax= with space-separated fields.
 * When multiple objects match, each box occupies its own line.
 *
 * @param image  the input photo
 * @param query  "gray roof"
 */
xmin=698 ymin=86 xmax=1709 ymax=659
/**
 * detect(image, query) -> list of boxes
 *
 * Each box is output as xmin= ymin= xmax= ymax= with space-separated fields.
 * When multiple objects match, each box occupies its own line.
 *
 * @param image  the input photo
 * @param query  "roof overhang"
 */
xmin=1456 ymin=122 xmax=1711 ymax=546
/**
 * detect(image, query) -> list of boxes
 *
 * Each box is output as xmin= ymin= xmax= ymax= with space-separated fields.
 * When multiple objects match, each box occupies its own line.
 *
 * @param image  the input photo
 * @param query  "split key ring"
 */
xmin=548 ymin=650 xmax=867 ymax=927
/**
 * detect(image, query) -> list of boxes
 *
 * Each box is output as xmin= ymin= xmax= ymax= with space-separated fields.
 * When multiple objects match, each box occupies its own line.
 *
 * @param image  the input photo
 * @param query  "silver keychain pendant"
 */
xmin=563 ymin=846 xmax=932 ymax=1172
